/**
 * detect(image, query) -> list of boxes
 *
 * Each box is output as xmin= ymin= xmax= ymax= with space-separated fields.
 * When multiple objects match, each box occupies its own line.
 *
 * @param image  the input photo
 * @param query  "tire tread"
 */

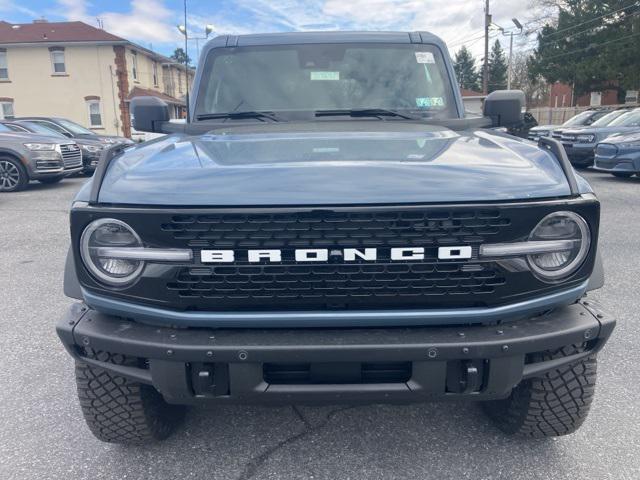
xmin=75 ymin=349 xmax=185 ymax=444
xmin=483 ymin=344 xmax=597 ymax=438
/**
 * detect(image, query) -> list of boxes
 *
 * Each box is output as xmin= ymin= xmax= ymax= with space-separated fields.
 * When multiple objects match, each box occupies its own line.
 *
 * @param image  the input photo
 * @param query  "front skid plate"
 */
xmin=57 ymin=300 xmax=615 ymax=405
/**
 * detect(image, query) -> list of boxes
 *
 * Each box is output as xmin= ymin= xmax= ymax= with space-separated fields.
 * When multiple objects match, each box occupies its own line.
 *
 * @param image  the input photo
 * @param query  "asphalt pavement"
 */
xmin=0 ymin=172 xmax=639 ymax=480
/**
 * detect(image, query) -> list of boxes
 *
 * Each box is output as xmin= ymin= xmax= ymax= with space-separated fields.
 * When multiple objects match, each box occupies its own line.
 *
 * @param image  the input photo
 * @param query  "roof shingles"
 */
xmin=0 ymin=20 xmax=125 ymax=44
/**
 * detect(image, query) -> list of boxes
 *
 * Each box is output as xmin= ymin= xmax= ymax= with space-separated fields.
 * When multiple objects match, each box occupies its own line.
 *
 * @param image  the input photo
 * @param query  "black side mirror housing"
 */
xmin=483 ymin=90 xmax=525 ymax=128
xmin=130 ymin=96 xmax=169 ymax=133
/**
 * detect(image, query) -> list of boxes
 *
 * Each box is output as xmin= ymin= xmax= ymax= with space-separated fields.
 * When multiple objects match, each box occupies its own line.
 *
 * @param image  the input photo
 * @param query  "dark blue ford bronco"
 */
xmin=57 ymin=31 xmax=615 ymax=444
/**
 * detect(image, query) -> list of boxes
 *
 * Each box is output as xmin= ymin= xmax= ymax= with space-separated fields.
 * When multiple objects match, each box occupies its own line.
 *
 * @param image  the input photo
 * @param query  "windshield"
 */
xmin=0 ymin=123 xmax=12 ymax=132
xmin=19 ymin=121 xmax=66 ymax=138
xmin=56 ymin=119 xmax=95 ymax=135
xmin=563 ymin=111 xmax=599 ymax=127
xmin=609 ymin=110 xmax=640 ymax=127
xmin=591 ymin=110 xmax=627 ymax=127
xmin=196 ymin=43 xmax=457 ymax=119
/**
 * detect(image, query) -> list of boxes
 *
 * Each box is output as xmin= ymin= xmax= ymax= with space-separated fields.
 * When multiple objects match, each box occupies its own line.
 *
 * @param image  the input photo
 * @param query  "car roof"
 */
xmin=220 ymin=31 xmax=445 ymax=47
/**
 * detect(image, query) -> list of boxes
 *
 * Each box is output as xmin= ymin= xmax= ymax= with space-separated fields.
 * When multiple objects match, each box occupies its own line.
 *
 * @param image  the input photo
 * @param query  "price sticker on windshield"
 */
xmin=415 ymin=52 xmax=435 ymax=64
xmin=310 ymin=71 xmax=340 ymax=81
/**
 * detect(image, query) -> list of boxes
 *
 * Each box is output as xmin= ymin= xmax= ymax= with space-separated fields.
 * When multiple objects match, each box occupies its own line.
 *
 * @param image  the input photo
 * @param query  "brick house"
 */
xmin=549 ymin=82 xmax=620 ymax=108
xmin=0 ymin=20 xmax=194 ymax=137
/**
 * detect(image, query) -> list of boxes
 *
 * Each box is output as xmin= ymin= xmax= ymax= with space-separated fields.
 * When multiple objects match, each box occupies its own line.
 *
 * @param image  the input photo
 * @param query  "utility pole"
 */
xmin=183 ymin=0 xmax=189 ymax=122
xmin=483 ymin=0 xmax=490 ymax=94
xmin=507 ymin=31 xmax=513 ymax=89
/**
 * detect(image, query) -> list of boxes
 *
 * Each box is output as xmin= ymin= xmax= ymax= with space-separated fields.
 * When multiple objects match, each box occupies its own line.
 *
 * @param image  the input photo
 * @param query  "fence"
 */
xmin=528 ymin=103 xmax=640 ymax=125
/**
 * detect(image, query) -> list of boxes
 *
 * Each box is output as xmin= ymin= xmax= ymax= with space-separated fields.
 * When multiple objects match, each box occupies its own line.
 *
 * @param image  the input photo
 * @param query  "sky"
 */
xmin=0 ymin=0 xmax=540 ymax=63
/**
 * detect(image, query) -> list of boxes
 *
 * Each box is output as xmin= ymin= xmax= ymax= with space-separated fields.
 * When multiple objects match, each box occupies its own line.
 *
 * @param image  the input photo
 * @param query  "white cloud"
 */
xmin=57 ymin=0 xmax=183 ymax=45
xmin=0 ymin=0 xmax=39 ymax=18
xmin=51 ymin=0 xmax=540 ymax=62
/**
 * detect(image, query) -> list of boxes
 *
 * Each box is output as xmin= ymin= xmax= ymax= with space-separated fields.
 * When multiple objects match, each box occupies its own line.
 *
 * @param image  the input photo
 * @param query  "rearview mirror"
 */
xmin=130 ymin=96 xmax=169 ymax=133
xmin=483 ymin=90 xmax=525 ymax=128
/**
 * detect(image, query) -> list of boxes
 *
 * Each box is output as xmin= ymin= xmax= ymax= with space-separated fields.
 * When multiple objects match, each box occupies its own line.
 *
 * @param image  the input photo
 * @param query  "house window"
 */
xmin=0 ymin=50 xmax=8 ymax=79
xmin=86 ymin=100 xmax=102 ymax=127
xmin=50 ymin=49 xmax=66 ymax=74
xmin=152 ymin=61 xmax=158 ymax=87
xmin=0 ymin=101 xmax=15 ymax=119
xmin=130 ymin=51 xmax=138 ymax=81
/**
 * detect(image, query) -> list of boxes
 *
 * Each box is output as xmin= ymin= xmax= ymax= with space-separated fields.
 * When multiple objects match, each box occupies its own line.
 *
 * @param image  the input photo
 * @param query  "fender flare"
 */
xmin=586 ymin=248 xmax=604 ymax=291
xmin=63 ymin=247 xmax=83 ymax=300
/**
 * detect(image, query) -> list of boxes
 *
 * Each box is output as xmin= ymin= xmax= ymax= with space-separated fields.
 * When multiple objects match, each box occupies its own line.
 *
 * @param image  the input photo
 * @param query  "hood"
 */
xmin=98 ymin=125 xmax=575 ymax=206
xmin=530 ymin=124 xmax=556 ymax=131
xmin=600 ymin=131 xmax=640 ymax=145
xmin=0 ymin=132 xmax=75 ymax=144
xmin=563 ymin=126 xmax=640 ymax=137
xmin=75 ymin=133 xmax=132 ymax=145
xmin=75 ymin=137 xmax=105 ymax=147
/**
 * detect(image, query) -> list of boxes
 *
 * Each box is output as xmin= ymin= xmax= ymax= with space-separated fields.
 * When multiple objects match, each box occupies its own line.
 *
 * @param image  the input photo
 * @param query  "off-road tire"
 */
xmin=38 ymin=175 xmax=64 ymax=184
xmin=0 ymin=156 xmax=28 ymax=192
xmin=482 ymin=344 xmax=597 ymax=438
xmin=75 ymin=350 xmax=186 ymax=444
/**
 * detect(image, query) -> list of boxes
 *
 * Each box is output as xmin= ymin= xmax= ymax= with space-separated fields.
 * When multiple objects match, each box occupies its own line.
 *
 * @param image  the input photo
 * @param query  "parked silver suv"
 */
xmin=0 ymin=123 xmax=82 ymax=192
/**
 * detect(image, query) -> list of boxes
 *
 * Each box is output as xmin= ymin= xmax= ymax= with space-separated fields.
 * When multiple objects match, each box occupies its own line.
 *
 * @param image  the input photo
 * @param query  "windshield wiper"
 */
xmin=196 ymin=111 xmax=283 ymax=122
xmin=314 ymin=108 xmax=424 ymax=120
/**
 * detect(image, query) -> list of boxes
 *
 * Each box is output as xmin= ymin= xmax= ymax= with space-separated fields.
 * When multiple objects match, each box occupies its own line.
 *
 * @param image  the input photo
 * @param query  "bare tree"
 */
xmin=510 ymin=51 xmax=549 ymax=107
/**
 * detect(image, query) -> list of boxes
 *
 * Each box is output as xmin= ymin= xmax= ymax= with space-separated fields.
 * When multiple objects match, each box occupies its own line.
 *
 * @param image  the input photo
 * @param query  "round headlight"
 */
xmin=527 ymin=212 xmax=590 ymax=281
xmin=80 ymin=218 xmax=144 ymax=286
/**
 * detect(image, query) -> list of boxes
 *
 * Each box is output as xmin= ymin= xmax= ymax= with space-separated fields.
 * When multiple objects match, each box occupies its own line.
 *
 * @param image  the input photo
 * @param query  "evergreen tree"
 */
xmin=171 ymin=48 xmax=192 ymax=67
xmin=486 ymin=40 xmax=508 ymax=92
xmin=453 ymin=46 xmax=480 ymax=91
xmin=529 ymin=1 xmax=640 ymax=101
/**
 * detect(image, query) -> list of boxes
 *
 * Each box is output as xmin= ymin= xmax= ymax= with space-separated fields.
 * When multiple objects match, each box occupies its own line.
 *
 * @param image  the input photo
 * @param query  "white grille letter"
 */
xmin=295 ymin=249 xmax=328 ymax=262
xmin=201 ymin=250 xmax=234 ymax=263
xmin=344 ymin=248 xmax=377 ymax=261
xmin=248 ymin=250 xmax=282 ymax=263
xmin=391 ymin=247 xmax=424 ymax=261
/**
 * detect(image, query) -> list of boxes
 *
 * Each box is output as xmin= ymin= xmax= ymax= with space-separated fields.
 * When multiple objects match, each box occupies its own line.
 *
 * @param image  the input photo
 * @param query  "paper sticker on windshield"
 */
xmin=311 ymin=71 xmax=340 ymax=81
xmin=416 ymin=97 xmax=444 ymax=108
xmin=415 ymin=52 xmax=435 ymax=64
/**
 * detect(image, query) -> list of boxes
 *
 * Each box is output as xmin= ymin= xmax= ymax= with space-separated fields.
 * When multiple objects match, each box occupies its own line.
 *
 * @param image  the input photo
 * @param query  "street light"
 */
xmin=507 ymin=18 xmax=524 ymax=90
xmin=176 ymin=21 xmax=214 ymax=121
xmin=491 ymin=18 xmax=524 ymax=89
xmin=178 ymin=24 xmax=215 ymax=63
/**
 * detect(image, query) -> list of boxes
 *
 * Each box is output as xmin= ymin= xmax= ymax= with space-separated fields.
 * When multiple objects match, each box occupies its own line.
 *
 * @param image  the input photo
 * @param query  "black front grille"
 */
xmin=72 ymin=202 xmax=600 ymax=313
xmin=595 ymin=144 xmax=617 ymax=157
xmin=167 ymin=263 xmax=506 ymax=306
xmin=159 ymin=208 xmax=510 ymax=310
xmin=161 ymin=209 xmax=511 ymax=250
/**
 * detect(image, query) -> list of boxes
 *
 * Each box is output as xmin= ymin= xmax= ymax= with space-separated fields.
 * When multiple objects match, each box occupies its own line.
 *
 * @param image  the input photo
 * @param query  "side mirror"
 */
xmin=483 ymin=90 xmax=525 ymax=128
xmin=130 ymin=96 xmax=169 ymax=133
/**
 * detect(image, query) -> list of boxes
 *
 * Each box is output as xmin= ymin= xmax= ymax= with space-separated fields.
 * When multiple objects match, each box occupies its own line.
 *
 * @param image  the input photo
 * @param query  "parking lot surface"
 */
xmin=1 ymin=172 xmax=639 ymax=480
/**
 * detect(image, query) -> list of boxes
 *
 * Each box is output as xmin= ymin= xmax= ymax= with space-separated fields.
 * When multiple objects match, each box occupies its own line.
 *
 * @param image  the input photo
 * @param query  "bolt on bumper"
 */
xmin=57 ymin=300 xmax=615 ymax=405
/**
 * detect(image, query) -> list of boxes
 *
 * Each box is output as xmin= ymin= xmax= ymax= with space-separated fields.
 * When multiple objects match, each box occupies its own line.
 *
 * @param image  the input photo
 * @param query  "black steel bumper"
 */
xmin=57 ymin=300 xmax=615 ymax=405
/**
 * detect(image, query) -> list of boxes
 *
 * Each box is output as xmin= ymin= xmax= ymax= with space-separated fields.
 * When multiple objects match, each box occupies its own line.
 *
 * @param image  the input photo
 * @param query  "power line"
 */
xmin=541 ymin=31 xmax=640 ymax=61
xmin=447 ymin=28 xmax=485 ymax=46
xmin=541 ymin=1 xmax=639 ymax=39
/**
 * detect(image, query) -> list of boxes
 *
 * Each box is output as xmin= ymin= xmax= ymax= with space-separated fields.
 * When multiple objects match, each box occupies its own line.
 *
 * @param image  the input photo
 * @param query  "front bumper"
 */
xmin=562 ymin=143 xmax=596 ymax=166
xmin=594 ymin=154 xmax=640 ymax=174
xmin=81 ymin=152 xmax=101 ymax=173
xmin=57 ymin=300 xmax=615 ymax=405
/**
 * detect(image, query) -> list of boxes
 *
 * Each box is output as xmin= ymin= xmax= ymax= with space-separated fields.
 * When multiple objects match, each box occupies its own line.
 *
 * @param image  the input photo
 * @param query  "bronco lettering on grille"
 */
xmin=200 ymin=247 xmax=473 ymax=263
